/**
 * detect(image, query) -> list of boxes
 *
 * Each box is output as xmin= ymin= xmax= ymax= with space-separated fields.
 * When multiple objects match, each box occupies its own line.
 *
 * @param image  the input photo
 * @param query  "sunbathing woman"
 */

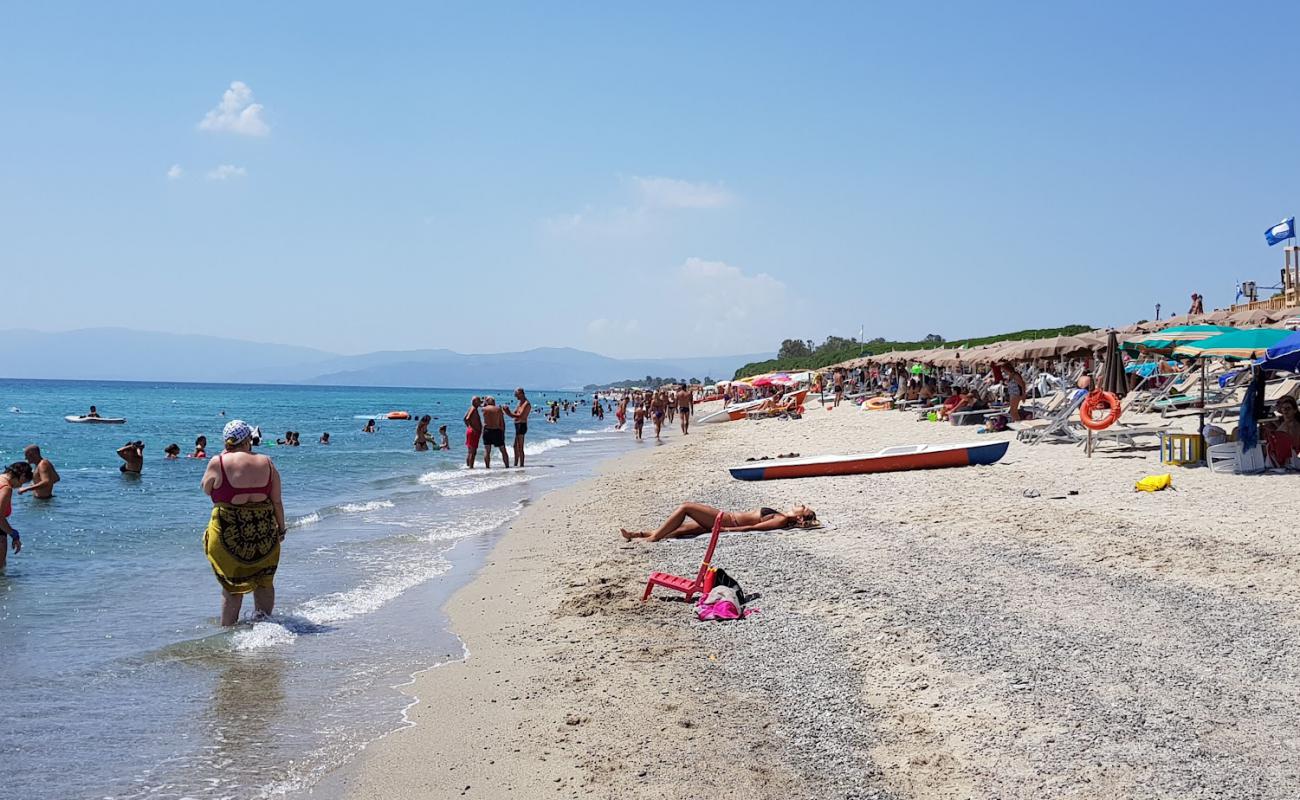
xmin=621 ymin=502 xmax=817 ymax=541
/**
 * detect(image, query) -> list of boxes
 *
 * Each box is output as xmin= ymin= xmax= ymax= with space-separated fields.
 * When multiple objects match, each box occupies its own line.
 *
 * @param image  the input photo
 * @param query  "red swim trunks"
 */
xmin=465 ymin=427 xmax=481 ymax=450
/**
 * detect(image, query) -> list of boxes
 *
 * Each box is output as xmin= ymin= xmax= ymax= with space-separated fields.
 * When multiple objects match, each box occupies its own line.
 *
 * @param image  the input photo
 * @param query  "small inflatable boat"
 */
xmin=728 ymin=440 xmax=1009 ymax=481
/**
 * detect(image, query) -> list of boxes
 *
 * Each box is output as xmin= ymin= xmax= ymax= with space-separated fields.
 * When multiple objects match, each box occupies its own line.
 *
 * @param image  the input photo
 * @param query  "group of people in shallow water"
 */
xmin=4 ymin=386 xmax=787 ymax=625
xmin=601 ymin=385 xmax=695 ymax=442
xmin=462 ymin=388 xmax=532 ymax=468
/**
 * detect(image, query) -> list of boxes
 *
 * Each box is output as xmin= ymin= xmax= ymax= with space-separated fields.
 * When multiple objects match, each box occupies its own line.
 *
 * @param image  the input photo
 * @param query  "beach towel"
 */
xmin=1238 ymin=368 xmax=1265 ymax=451
xmin=696 ymin=586 xmax=742 ymax=620
xmin=204 ymin=501 xmax=281 ymax=594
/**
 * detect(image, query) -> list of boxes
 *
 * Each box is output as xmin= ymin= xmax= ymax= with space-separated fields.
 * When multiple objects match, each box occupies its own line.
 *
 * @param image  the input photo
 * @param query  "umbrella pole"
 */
xmin=1198 ymin=360 xmax=1206 ymax=465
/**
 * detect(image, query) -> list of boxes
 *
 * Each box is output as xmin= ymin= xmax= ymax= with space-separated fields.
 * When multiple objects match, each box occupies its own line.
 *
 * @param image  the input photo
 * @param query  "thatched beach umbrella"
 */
xmin=1011 ymin=335 xmax=1097 ymax=361
xmin=1226 ymin=307 xmax=1283 ymax=327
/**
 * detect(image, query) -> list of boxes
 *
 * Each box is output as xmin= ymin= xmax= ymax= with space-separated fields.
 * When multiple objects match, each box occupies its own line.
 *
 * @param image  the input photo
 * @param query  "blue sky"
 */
xmin=2 ymin=3 xmax=1296 ymax=357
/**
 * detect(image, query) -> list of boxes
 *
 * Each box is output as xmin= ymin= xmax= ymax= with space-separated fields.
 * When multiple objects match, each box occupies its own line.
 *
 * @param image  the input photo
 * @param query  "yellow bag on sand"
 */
xmin=1135 ymin=474 xmax=1172 ymax=493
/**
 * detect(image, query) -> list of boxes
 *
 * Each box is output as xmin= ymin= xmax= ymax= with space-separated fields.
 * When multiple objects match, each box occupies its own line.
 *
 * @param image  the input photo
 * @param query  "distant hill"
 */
xmin=0 ymin=328 xmax=768 ymax=390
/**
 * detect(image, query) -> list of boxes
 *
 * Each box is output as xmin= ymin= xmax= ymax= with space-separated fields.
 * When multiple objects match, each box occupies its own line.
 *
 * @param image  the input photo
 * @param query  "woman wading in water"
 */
xmin=621 ymin=502 xmax=817 ymax=542
xmin=201 ymin=420 xmax=286 ymax=626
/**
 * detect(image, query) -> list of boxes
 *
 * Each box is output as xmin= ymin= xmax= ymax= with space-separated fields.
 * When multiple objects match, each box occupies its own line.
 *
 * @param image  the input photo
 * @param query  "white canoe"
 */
xmin=65 ymin=415 xmax=127 ymax=424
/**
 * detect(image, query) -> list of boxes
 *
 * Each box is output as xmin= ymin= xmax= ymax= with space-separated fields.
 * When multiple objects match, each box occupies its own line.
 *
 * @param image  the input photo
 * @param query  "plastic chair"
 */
xmin=1208 ymin=442 xmax=1267 ymax=474
xmin=642 ymin=513 xmax=722 ymax=602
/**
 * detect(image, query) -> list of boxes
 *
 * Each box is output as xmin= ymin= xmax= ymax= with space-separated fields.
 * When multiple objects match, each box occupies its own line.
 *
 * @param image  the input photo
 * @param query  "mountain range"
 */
xmin=0 ymin=328 xmax=767 ymax=390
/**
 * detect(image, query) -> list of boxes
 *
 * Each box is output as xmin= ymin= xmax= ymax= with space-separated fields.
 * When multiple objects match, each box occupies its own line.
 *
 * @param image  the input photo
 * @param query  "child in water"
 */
xmin=438 ymin=425 xmax=449 ymax=450
xmin=633 ymin=404 xmax=646 ymax=441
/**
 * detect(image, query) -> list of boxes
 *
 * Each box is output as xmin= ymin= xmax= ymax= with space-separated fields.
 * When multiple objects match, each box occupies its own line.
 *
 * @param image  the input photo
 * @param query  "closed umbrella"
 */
xmin=1100 ymin=330 xmax=1127 ymax=398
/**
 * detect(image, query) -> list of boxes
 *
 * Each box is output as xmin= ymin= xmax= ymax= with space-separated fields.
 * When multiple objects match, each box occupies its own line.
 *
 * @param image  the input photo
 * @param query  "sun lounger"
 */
xmin=1015 ymin=391 xmax=1087 ymax=444
xmin=1082 ymin=425 xmax=1171 ymax=449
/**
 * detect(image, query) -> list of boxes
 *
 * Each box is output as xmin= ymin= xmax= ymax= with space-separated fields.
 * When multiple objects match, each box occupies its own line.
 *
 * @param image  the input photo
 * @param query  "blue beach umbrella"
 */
xmin=1260 ymin=330 xmax=1300 ymax=372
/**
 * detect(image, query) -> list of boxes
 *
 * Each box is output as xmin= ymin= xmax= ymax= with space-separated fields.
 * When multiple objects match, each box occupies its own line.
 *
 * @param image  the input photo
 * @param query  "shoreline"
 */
xmin=312 ymin=426 xmax=805 ymax=798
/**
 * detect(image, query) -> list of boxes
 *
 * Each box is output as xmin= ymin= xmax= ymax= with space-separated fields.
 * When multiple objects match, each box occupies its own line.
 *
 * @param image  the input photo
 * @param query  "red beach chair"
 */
xmin=641 ymin=512 xmax=723 ymax=602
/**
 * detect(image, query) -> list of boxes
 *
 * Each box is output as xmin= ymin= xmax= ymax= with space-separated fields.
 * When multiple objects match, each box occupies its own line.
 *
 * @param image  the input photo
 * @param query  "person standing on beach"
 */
xmin=832 ymin=368 xmax=845 ymax=407
xmin=504 ymin=388 xmax=532 ymax=468
xmin=649 ymin=392 xmax=666 ymax=441
xmin=0 ymin=462 xmax=32 ymax=569
xmin=464 ymin=397 xmax=483 ymax=468
xmin=633 ymin=403 xmax=646 ymax=441
xmin=201 ymin=420 xmax=286 ymax=626
xmin=480 ymin=397 xmax=510 ymax=468
xmin=19 ymin=445 xmax=59 ymax=499
xmin=675 ymin=385 xmax=692 ymax=435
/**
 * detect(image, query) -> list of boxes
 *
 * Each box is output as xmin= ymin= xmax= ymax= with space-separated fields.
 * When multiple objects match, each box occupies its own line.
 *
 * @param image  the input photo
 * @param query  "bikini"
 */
xmin=210 ymin=455 xmax=273 ymax=504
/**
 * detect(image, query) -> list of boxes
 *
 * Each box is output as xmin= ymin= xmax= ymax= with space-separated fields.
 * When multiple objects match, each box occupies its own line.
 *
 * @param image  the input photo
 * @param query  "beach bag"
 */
xmin=709 ymin=567 xmax=749 ymax=604
xmin=1135 ymin=474 xmax=1172 ymax=493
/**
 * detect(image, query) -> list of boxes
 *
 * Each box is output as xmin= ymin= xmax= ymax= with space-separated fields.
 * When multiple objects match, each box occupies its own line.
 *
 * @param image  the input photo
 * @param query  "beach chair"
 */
xmin=642 ymin=513 xmax=722 ymax=603
xmin=1015 ymin=391 xmax=1086 ymax=444
xmin=1207 ymin=442 xmax=1268 ymax=475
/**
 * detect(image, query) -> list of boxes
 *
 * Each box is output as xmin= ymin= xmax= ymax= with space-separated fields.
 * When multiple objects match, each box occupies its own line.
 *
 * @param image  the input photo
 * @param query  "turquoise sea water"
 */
xmin=0 ymin=379 xmax=631 ymax=799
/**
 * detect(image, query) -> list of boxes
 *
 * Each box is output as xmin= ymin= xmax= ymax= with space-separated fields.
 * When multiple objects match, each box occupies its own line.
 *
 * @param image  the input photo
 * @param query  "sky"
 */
xmin=2 ymin=2 xmax=1298 ymax=357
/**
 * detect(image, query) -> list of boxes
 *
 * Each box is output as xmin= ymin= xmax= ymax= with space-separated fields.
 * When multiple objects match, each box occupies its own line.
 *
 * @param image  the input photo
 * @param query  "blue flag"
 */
xmin=1266 ymin=217 xmax=1295 ymax=246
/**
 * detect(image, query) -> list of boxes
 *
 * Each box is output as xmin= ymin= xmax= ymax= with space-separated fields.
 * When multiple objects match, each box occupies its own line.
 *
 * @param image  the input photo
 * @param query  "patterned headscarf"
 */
xmin=223 ymin=419 xmax=253 ymax=446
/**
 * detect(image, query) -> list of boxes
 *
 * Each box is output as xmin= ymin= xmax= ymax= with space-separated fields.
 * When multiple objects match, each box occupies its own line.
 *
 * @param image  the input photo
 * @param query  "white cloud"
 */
xmin=166 ymin=164 xmax=183 ymax=180
xmin=631 ymin=176 xmax=733 ymax=209
xmin=676 ymin=257 xmax=790 ymax=352
xmin=206 ymin=164 xmax=247 ymax=181
xmin=198 ymin=81 xmax=269 ymax=137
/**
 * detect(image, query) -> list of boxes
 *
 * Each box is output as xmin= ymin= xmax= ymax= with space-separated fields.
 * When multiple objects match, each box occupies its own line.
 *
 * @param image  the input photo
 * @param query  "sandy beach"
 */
xmin=319 ymin=399 xmax=1300 ymax=799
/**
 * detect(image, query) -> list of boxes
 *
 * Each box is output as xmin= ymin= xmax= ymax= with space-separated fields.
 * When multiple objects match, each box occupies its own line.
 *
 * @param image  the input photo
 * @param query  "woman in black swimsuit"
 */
xmin=620 ymin=502 xmax=817 ymax=541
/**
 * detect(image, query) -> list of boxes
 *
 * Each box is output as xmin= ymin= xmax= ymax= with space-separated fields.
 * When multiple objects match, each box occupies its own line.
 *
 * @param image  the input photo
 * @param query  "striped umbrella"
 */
xmin=1122 ymin=325 xmax=1236 ymax=353
xmin=1171 ymin=328 xmax=1293 ymax=360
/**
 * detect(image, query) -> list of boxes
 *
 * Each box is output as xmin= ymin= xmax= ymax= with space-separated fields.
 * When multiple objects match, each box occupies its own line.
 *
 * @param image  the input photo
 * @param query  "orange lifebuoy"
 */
xmin=386 ymin=411 xmax=411 ymax=420
xmin=1079 ymin=391 xmax=1121 ymax=431
xmin=864 ymin=397 xmax=892 ymax=411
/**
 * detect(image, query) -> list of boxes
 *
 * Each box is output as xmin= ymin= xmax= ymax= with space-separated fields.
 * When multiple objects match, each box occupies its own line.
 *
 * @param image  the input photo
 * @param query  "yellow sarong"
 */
xmin=204 ymin=501 xmax=281 ymax=594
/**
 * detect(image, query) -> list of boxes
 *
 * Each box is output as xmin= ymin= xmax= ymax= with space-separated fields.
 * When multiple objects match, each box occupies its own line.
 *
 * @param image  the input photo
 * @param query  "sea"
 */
xmin=0 ymin=379 xmax=633 ymax=800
